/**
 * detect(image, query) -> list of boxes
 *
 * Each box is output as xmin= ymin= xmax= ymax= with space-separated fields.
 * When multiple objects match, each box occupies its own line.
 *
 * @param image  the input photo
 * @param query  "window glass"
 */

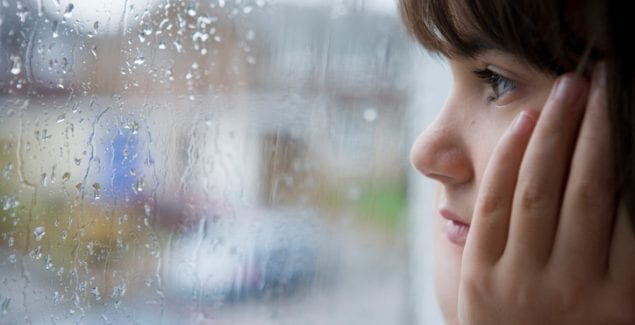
xmin=0 ymin=0 xmax=437 ymax=323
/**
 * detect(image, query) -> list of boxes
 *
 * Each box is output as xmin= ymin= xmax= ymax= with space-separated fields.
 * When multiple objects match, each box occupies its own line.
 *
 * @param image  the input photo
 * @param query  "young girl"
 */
xmin=402 ymin=0 xmax=635 ymax=323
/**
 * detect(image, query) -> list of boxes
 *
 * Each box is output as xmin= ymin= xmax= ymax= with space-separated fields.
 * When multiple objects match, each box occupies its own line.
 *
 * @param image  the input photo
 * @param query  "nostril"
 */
xmin=423 ymin=172 xmax=459 ymax=184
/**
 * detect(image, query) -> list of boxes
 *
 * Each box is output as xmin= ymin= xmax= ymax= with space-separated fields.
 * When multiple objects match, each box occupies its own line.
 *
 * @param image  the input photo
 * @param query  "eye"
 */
xmin=474 ymin=68 xmax=517 ymax=103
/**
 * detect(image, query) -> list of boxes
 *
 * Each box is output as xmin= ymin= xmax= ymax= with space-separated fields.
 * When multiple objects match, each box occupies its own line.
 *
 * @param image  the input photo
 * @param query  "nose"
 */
xmin=410 ymin=105 xmax=473 ymax=186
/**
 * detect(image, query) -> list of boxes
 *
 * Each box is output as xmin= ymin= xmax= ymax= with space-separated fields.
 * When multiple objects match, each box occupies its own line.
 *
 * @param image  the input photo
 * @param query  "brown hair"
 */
xmin=400 ymin=0 xmax=635 ymax=232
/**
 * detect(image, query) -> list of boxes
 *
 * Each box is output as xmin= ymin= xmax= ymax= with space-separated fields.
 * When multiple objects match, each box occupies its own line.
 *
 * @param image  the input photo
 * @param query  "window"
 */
xmin=1 ymin=0 xmax=442 ymax=323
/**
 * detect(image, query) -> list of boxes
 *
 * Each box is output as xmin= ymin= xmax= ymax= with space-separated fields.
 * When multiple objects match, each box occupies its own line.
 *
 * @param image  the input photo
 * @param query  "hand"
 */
xmin=459 ymin=64 xmax=635 ymax=324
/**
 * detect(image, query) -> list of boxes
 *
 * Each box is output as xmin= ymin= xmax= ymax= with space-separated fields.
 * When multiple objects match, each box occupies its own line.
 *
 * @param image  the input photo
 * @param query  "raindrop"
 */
xmin=133 ymin=176 xmax=144 ymax=193
xmin=8 ymin=254 xmax=16 ymax=263
xmin=192 ymin=31 xmax=209 ymax=42
xmin=1 ymin=297 xmax=10 ymax=315
xmin=60 ymin=230 xmax=67 ymax=240
xmin=256 ymin=0 xmax=266 ymax=7
xmin=45 ymin=255 xmax=53 ymax=270
xmin=91 ymin=287 xmax=101 ymax=301
xmin=41 ymin=173 xmax=48 ymax=186
xmin=243 ymin=5 xmax=253 ymax=14
xmin=187 ymin=8 xmax=197 ymax=16
xmin=93 ymin=21 xmax=99 ymax=32
xmin=142 ymin=24 xmax=153 ymax=37
xmin=92 ymin=182 xmax=101 ymax=200
xmin=133 ymin=57 xmax=145 ymax=65
xmin=63 ymin=3 xmax=74 ymax=19
xmin=144 ymin=203 xmax=151 ymax=217
xmin=62 ymin=172 xmax=70 ymax=182
xmin=247 ymin=56 xmax=255 ymax=64
xmin=111 ymin=283 xmax=127 ymax=299
xmin=219 ymin=0 xmax=226 ymax=8
xmin=363 ymin=108 xmax=377 ymax=122
xmin=2 ymin=196 xmax=19 ymax=210
xmin=158 ymin=41 xmax=166 ymax=50
xmin=126 ymin=120 xmax=139 ymax=134
xmin=245 ymin=29 xmax=255 ymax=40
xmin=56 ymin=113 xmax=66 ymax=123
xmin=9 ymin=55 xmax=21 ymax=75
xmin=91 ymin=45 xmax=97 ymax=57
xmin=173 ymin=40 xmax=183 ymax=52
xmin=129 ymin=168 xmax=136 ymax=176
xmin=50 ymin=20 xmax=60 ymax=38
xmin=33 ymin=226 xmax=46 ymax=241
xmin=32 ymin=246 xmax=42 ymax=260
xmin=73 ymin=158 xmax=81 ymax=165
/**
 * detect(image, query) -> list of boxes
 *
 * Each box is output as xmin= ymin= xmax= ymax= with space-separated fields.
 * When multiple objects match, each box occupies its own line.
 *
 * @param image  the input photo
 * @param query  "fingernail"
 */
xmin=555 ymin=74 xmax=584 ymax=106
xmin=513 ymin=110 xmax=536 ymax=135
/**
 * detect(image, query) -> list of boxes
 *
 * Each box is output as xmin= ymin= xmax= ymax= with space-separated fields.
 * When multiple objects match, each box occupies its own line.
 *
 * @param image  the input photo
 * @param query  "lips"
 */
xmin=439 ymin=208 xmax=470 ymax=246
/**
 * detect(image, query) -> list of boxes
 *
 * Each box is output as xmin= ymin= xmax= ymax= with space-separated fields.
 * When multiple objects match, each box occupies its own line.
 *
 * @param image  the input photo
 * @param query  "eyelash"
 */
xmin=474 ymin=69 xmax=517 ymax=103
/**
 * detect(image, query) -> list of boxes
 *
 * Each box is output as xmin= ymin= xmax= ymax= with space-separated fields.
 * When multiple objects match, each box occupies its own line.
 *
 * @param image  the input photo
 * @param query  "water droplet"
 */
xmin=144 ymin=203 xmax=151 ymax=217
xmin=41 ymin=173 xmax=48 ymax=187
xmin=173 ymin=40 xmax=183 ymax=52
xmin=158 ymin=41 xmax=166 ymax=50
xmin=126 ymin=120 xmax=139 ymax=134
xmin=192 ymin=31 xmax=209 ymax=42
xmin=363 ymin=108 xmax=377 ymax=122
xmin=245 ymin=29 xmax=255 ymax=41
xmin=9 ymin=55 xmax=21 ymax=75
xmin=73 ymin=158 xmax=81 ymax=166
xmin=52 ymin=20 xmax=59 ymax=38
xmin=63 ymin=3 xmax=74 ymax=19
xmin=111 ymin=283 xmax=127 ymax=299
xmin=91 ymin=45 xmax=98 ymax=57
xmin=129 ymin=168 xmax=136 ymax=176
xmin=93 ymin=21 xmax=99 ymax=32
xmin=33 ymin=226 xmax=46 ymax=241
xmin=32 ymin=246 xmax=42 ymax=260
xmin=2 ymin=196 xmax=19 ymax=210
xmin=133 ymin=176 xmax=144 ymax=193
xmin=187 ymin=8 xmax=197 ymax=16
xmin=243 ymin=5 xmax=253 ymax=14
xmin=45 ymin=255 xmax=53 ymax=269
xmin=133 ymin=57 xmax=145 ymax=65
xmin=246 ymin=56 xmax=255 ymax=64
xmin=7 ymin=236 xmax=14 ymax=247
xmin=8 ymin=254 xmax=16 ymax=263
xmin=219 ymin=0 xmax=226 ymax=8
xmin=62 ymin=172 xmax=70 ymax=182
xmin=60 ymin=230 xmax=67 ymax=240
xmin=91 ymin=287 xmax=101 ymax=301
xmin=56 ymin=113 xmax=66 ymax=123
xmin=1 ymin=297 xmax=10 ymax=315
xmin=92 ymin=183 xmax=101 ymax=200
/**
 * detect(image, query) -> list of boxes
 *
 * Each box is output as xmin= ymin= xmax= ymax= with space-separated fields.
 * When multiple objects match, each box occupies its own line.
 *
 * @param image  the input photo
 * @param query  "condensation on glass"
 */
xmin=0 ymin=0 xmax=421 ymax=323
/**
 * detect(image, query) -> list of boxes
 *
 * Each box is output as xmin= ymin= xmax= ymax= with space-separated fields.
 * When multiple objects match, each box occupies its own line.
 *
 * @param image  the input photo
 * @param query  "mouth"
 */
xmin=439 ymin=208 xmax=470 ymax=246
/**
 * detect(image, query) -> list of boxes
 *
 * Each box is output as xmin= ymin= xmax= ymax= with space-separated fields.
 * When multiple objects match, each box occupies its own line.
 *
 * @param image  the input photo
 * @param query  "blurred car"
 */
xmin=163 ymin=206 xmax=333 ymax=305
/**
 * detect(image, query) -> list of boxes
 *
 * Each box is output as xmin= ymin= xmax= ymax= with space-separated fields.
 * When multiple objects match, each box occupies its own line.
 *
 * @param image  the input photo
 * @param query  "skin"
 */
xmin=411 ymin=50 xmax=635 ymax=324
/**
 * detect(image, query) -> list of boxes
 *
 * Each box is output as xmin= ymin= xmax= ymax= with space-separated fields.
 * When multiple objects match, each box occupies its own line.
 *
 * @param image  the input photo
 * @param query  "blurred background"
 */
xmin=0 ymin=0 xmax=450 ymax=323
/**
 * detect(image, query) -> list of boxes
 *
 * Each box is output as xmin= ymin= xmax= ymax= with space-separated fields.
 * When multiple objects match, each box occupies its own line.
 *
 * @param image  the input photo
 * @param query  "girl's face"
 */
xmin=410 ymin=50 xmax=556 ymax=324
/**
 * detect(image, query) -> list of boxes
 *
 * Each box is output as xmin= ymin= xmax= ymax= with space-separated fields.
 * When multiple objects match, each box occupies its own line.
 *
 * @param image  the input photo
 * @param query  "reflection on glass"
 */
xmin=0 ymin=0 xmax=423 ymax=323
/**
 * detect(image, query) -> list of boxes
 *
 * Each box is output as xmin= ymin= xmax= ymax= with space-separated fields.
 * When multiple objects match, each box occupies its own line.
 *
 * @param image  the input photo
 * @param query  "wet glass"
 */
xmin=0 ymin=0 xmax=441 ymax=323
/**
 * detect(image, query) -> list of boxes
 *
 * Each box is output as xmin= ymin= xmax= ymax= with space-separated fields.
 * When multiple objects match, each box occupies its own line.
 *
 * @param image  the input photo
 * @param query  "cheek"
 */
xmin=467 ymin=115 xmax=513 ymax=184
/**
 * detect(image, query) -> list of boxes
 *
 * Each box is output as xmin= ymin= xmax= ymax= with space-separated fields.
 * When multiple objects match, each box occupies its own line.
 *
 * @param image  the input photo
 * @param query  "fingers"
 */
xmin=609 ymin=200 xmax=635 ymax=282
xmin=466 ymin=110 xmax=537 ymax=265
xmin=507 ymin=74 xmax=589 ymax=265
xmin=552 ymin=64 xmax=617 ymax=275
